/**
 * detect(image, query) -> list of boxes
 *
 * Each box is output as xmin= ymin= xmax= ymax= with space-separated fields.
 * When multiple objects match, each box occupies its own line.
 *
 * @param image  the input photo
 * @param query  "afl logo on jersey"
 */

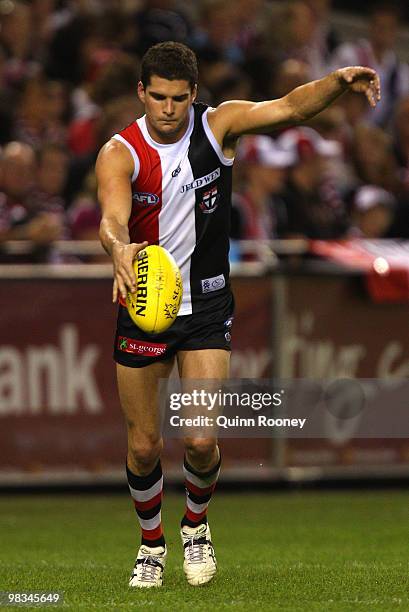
xmin=132 ymin=192 xmax=159 ymax=206
xmin=200 ymin=187 xmax=219 ymax=214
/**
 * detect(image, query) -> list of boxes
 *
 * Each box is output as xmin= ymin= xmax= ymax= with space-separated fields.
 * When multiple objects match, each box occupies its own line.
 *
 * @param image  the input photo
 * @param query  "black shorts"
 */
xmin=114 ymin=290 xmax=235 ymax=368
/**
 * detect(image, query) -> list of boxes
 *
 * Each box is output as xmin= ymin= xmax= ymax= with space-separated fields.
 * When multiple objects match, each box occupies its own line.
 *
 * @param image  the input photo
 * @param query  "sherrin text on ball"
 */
xmin=126 ymin=245 xmax=183 ymax=334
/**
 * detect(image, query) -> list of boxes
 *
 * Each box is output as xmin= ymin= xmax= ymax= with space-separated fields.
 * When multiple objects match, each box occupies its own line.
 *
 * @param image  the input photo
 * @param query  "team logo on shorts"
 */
xmin=224 ymin=317 xmax=234 ymax=329
xmin=224 ymin=316 xmax=234 ymax=342
xmin=118 ymin=336 xmax=167 ymax=356
xmin=200 ymin=187 xmax=219 ymax=214
xmin=132 ymin=192 xmax=159 ymax=206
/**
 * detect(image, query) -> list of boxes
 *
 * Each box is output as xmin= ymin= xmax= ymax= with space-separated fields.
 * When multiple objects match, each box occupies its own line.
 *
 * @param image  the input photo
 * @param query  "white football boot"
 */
xmin=129 ymin=544 xmax=167 ymax=587
xmin=180 ymin=523 xmax=217 ymax=586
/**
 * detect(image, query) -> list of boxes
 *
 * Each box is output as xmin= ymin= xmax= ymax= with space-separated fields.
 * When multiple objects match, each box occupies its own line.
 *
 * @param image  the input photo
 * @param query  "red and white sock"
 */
xmin=181 ymin=451 xmax=221 ymax=528
xmin=126 ymin=460 xmax=165 ymax=548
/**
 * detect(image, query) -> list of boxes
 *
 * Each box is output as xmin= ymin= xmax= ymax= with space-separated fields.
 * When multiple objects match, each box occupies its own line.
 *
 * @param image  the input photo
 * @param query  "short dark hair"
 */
xmin=140 ymin=42 xmax=198 ymax=90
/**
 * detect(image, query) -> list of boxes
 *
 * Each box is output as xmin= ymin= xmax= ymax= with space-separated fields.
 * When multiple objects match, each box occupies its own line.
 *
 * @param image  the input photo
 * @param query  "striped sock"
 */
xmin=126 ymin=460 xmax=165 ymax=548
xmin=181 ymin=451 xmax=221 ymax=528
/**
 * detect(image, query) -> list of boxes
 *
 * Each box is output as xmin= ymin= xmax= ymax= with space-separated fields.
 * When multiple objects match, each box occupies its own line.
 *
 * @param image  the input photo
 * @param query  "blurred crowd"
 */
xmin=0 ymin=0 xmax=409 ymax=263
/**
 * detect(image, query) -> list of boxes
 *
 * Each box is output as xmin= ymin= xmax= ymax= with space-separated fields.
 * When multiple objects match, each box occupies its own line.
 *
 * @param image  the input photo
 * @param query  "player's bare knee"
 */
xmin=184 ymin=437 xmax=217 ymax=466
xmin=128 ymin=436 xmax=163 ymax=474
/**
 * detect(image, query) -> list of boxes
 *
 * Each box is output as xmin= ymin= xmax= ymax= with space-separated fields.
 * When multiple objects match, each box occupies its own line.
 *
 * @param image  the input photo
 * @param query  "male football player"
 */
xmin=96 ymin=41 xmax=380 ymax=588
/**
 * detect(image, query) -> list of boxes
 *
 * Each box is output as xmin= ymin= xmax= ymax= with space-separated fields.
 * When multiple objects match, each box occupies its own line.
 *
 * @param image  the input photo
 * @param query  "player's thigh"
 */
xmin=117 ymin=358 xmax=175 ymax=440
xmin=177 ymin=348 xmax=230 ymax=379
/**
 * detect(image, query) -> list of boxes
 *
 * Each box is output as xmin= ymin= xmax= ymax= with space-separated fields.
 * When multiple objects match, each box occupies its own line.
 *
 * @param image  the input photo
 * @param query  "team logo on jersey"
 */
xmin=181 ymin=168 xmax=220 ymax=193
xmin=200 ymin=186 xmax=219 ymax=214
xmin=132 ymin=192 xmax=159 ymax=206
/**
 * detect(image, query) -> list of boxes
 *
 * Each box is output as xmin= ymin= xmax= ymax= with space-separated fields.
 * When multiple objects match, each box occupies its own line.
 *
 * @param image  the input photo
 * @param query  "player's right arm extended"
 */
xmin=209 ymin=67 xmax=380 ymax=142
xmin=96 ymin=140 xmax=147 ymax=302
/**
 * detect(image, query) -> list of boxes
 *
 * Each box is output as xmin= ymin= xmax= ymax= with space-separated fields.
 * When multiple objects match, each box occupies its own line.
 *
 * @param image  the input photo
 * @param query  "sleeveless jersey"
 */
xmin=112 ymin=102 xmax=233 ymax=316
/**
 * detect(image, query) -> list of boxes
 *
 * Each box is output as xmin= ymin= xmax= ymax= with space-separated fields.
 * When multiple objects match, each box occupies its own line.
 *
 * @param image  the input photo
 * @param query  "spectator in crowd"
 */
xmin=307 ymin=105 xmax=345 ymax=143
xmin=271 ymin=59 xmax=311 ymax=100
xmin=393 ymin=95 xmax=409 ymax=192
xmin=133 ymin=0 xmax=192 ymax=55
xmin=331 ymin=3 xmax=409 ymax=127
xmin=0 ymin=0 xmax=39 ymax=88
xmin=196 ymin=47 xmax=236 ymax=104
xmin=0 ymin=142 xmax=63 ymax=258
xmin=277 ymin=127 xmax=349 ymax=238
xmin=269 ymin=1 xmax=328 ymax=80
xmin=46 ymin=79 xmax=70 ymax=131
xmin=28 ymin=143 xmax=70 ymax=219
xmin=193 ymin=0 xmax=243 ymax=65
xmin=30 ymin=0 xmax=59 ymax=62
xmin=65 ymin=94 xmax=143 ymax=206
xmin=388 ymin=96 xmax=409 ymax=237
xmin=351 ymin=124 xmax=400 ymax=194
xmin=306 ymin=0 xmax=339 ymax=64
xmin=46 ymin=1 xmax=128 ymax=84
xmin=13 ymin=76 xmax=46 ymax=146
xmin=335 ymin=90 xmax=369 ymax=132
xmin=232 ymin=135 xmax=294 ymax=241
xmin=67 ymin=95 xmax=143 ymax=251
xmin=0 ymin=140 xmax=35 ymax=240
xmin=306 ymin=106 xmax=354 ymax=192
xmin=68 ymin=168 xmax=102 ymax=254
xmin=233 ymin=1 xmax=276 ymax=100
xmin=351 ymin=185 xmax=396 ymax=238
xmin=68 ymin=52 xmax=140 ymax=156
xmin=13 ymin=75 xmax=68 ymax=147
xmin=211 ymin=69 xmax=252 ymax=106
xmin=0 ymin=43 xmax=15 ymax=144
xmin=229 ymin=0 xmax=266 ymax=59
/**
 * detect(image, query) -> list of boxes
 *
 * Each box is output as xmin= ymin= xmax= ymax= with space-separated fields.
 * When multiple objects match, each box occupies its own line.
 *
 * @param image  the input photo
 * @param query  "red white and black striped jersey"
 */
xmin=113 ymin=102 xmax=233 ymax=315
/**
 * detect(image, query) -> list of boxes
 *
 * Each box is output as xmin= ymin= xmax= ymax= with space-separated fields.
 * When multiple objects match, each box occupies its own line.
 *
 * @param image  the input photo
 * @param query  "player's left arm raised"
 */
xmin=209 ymin=67 xmax=380 ymax=145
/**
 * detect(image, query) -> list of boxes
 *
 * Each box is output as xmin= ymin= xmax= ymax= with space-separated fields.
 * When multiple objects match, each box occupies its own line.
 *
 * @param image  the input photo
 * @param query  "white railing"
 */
xmin=0 ymin=238 xmax=309 ymax=257
xmin=0 ymin=239 xmax=311 ymax=278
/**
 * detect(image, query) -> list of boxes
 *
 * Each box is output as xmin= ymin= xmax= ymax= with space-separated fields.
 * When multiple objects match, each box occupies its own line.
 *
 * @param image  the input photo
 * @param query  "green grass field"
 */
xmin=0 ymin=491 xmax=408 ymax=611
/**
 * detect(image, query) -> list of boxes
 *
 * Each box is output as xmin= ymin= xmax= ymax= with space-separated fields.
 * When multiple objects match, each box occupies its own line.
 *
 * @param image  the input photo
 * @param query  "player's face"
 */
xmin=138 ymin=76 xmax=197 ymax=144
